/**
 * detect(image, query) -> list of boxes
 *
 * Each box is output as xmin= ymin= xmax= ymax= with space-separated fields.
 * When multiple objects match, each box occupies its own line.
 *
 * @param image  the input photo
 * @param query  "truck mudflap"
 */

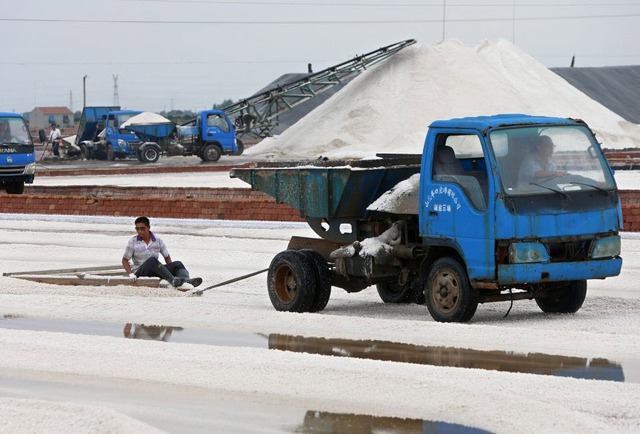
xmin=497 ymin=258 xmax=622 ymax=285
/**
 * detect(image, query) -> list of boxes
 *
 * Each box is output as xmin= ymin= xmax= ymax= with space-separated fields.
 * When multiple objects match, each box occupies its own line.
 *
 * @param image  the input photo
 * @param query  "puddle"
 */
xmin=297 ymin=410 xmax=490 ymax=433
xmin=1 ymin=314 xmax=628 ymax=383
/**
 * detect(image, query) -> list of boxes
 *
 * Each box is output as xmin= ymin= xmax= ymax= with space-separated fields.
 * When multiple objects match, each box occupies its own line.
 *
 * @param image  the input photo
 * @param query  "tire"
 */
xmin=5 ymin=181 xmax=25 ymax=195
xmin=201 ymin=144 xmax=222 ymax=162
xmin=106 ymin=144 xmax=116 ymax=161
xmin=139 ymin=144 xmax=161 ymax=163
xmin=424 ymin=257 xmax=479 ymax=323
xmin=376 ymin=281 xmax=414 ymax=303
xmin=235 ymin=139 xmax=245 ymax=156
xmin=298 ymin=249 xmax=332 ymax=312
xmin=535 ymin=280 xmax=587 ymax=313
xmin=80 ymin=144 xmax=93 ymax=160
xmin=267 ymin=250 xmax=317 ymax=313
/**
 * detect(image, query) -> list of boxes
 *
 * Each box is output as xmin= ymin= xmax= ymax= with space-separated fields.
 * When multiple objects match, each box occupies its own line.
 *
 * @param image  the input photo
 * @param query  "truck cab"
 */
xmin=103 ymin=110 xmax=143 ymax=160
xmin=418 ymin=114 xmax=621 ymax=321
xmin=0 ymin=112 xmax=36 ymax=194
xmin=180 ymin=110 xmax=240 ymax=162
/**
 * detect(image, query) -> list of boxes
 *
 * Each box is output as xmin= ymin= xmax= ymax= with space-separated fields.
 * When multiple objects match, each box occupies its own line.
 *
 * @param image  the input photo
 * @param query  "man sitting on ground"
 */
xmin=122 ymin=216 xmax=202 ymax=291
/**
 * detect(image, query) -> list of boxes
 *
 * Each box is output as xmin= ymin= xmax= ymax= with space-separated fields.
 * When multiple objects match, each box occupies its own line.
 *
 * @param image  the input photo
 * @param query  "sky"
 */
xmin=1 ymin=0 xmax=639 ymax=115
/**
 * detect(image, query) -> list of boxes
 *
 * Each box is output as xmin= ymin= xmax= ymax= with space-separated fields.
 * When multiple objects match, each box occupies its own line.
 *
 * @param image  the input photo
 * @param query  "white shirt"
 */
xmin=123 ymin=232 xmax=170 ymax=271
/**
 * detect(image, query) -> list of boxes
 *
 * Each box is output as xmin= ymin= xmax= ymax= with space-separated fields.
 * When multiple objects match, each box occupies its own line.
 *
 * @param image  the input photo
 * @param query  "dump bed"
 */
xmin=230 ymin=155 xmax=421 ymax=221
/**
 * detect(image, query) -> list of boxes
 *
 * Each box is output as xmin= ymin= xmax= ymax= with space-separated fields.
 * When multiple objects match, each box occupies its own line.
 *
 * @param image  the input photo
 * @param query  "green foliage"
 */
xmin=213 ymin=99 xmax=235 ymax=110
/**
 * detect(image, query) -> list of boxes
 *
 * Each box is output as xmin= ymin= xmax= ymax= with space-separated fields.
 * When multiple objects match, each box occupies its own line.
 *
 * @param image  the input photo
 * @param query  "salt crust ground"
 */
xmin=0 ymin=215 xmax=639 ymax=433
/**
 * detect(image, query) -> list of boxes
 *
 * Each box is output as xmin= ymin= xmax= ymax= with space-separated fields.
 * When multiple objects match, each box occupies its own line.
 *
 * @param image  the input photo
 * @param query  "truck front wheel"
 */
xmin=534 ymin=280 xmax=587 ymax=313
xmin=424 ymin=257 xmax=479 ymax=323
xmin=5 ymin=181 xmax=25 ymax=195
xmin=201 ymin=144 xmax=222 ymax=162
xmin=268 ymin=250 xmax=318 ymax=313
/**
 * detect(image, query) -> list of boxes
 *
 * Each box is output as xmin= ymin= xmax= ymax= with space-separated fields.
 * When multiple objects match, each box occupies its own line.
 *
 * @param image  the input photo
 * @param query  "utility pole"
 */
xmin=69 ymin=90 xmax=73 ymax=112
xmin=113 ymin=75 xmax=119 ymax=106
xmin=442 ymin=0 xmax=446 ymax=41
xmin=83 ymin=75 xmax=88 ymax=108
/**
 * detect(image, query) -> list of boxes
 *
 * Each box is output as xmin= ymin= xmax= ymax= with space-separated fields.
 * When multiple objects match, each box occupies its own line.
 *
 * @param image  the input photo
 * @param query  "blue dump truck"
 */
xmin=0 ymin=112 xmax=36 ymax=194
xmin=124 ymin=109 xmax=242 ymax=163
xmin=231 ymin=114 xmax=623 ymax=322
xmin=75 ymin=107 xmax=145 ymax=161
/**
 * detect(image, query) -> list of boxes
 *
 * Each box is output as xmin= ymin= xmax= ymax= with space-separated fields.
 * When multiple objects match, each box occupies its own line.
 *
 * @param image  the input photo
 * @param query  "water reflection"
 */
xmin=123 ymin=323 xmax=183 ymax=341
xmin=268 ymin=334 xmax=625 ymax=382
xmin=297 ymin=410 xmax=491 ymax=434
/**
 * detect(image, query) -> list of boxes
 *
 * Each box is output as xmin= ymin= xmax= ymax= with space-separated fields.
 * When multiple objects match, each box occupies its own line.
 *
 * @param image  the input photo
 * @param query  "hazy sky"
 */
xmin=1 ymin=0 xmax=638 ymax=114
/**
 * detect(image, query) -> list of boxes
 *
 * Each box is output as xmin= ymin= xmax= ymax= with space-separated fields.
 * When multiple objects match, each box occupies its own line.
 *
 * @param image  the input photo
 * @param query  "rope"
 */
xmin=192 ymin=268 xmax=268 ymax=296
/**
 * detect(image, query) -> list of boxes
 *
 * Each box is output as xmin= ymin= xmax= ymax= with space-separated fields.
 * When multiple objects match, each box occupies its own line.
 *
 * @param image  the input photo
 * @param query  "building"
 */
xmin=28 ymin=106 xmax=74 ymax=130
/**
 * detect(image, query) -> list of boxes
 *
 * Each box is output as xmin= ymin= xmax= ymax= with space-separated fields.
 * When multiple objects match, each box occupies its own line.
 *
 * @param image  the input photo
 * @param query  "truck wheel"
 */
xmin=268 ymin=250 xmax=317 ymax=313
xmin=376 ymin=282 xmax=414 ymax=303
xmin=80 ymin=144 xmax=93 ymax=160
xmin=534 ymin=280 xmax=587 ymax=313
xmin=424 ymin=257 xmax=479 ymax=323
xmin=201 ymin=144 xmax=222 ymax=162
xmin=139 ymin=144 xmax=161 ymax=163
xmin=106 ymin=144 xmax=116 ymax=161
xmin=235 ymin=139 xmax=245 ymax=156
xmin=298 ymin=249 xmax=332 ymax=312
xmin=5 ymin=181 xmax=25 ymax=195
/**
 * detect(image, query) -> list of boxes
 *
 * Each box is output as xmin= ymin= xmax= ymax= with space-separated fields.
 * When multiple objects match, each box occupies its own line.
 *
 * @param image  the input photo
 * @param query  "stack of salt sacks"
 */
xmin=247 ymin=39 xmax=640 ymax=162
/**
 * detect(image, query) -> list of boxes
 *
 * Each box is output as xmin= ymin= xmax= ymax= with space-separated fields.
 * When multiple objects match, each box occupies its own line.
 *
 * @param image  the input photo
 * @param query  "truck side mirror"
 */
xmin=38 ymin=129 xmax=47 ymax=143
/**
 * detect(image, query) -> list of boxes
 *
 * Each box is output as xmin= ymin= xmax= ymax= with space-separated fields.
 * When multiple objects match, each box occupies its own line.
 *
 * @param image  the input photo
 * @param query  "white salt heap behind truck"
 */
xmin=247 ymin=39 xmax=640 ymax=161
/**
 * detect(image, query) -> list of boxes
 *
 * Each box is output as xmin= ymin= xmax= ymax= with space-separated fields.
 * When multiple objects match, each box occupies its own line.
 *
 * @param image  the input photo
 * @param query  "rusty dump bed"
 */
xmin=230 ymin=154 xmax=421 ymax=220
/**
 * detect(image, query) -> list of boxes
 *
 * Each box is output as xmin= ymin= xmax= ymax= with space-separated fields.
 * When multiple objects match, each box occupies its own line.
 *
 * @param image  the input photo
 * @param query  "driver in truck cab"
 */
xmin=518 ymin=135 xmax=567 ymax=185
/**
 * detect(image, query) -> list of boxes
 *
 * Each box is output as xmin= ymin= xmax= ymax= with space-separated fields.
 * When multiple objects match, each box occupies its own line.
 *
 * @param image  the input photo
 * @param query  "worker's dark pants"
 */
xmin=135 ymin=257 xmax=190 ymax=284
xmin=52 ymin=141 xmax=60 ymax=157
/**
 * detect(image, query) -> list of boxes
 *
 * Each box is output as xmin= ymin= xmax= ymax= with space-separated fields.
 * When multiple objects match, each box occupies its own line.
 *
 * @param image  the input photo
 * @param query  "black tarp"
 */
xmin=552 ymin=65 xmax=640 ymax=124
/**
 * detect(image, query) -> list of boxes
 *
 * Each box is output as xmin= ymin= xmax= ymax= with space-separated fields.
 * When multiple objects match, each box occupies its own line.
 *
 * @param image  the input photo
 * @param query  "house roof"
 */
xmin=35 ymin=106 xmax=73 ymax=115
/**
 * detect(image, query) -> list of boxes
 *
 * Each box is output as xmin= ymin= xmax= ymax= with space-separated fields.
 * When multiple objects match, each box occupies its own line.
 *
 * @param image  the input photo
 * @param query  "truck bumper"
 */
xmin=497 ymin=258 xmax=622 ymax=284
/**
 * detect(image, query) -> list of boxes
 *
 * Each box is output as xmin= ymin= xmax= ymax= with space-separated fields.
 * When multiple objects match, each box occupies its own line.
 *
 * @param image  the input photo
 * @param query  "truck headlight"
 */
xmin=591 ymin=235 xmax=621 ymax=259
xmin=509 ymin=242 xmax=550 ymax=264
xmin=23 ymin=163 xmax=37 ymax=175
xmin=117 ymin=139 xmax=127 ymax=148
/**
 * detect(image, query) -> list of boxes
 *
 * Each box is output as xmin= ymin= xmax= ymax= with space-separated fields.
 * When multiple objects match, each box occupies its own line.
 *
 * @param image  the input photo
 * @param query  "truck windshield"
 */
xmin=490 ymin=125 xmax=615 ymax=196
xmin=0 ymin=116 xmax=32 ymax=146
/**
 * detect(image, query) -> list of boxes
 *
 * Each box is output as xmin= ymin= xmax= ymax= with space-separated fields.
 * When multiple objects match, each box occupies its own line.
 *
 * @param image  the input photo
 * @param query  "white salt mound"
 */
xmin=121 ymin=111 xmax=172 ymax=127
xmin=247 ymin=39 xmax=640 ymax=161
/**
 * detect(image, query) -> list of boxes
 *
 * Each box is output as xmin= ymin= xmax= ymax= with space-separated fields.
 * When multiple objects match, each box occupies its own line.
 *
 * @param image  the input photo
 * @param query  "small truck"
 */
xmin=0 ymin=112 xmax=36 ymax=194
xmin=124 ymin=109 xmax=243 ymax=162
xmin=231 ymin=114 xmax=623 ymax=322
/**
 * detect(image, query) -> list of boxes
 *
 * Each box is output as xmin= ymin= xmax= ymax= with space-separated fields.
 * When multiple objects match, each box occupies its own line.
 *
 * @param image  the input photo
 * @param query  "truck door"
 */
xmin=203 ymin=112 xmax=235 ymax=151
xmin=420 ymin=132 xmax=495 ymax=280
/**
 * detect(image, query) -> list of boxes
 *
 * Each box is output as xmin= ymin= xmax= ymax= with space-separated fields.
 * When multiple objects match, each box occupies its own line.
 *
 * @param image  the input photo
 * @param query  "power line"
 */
xmin=1 ymin=13 xmax=639 ymax=25
xmin=125 ymin=0 xmax=640 ymax=6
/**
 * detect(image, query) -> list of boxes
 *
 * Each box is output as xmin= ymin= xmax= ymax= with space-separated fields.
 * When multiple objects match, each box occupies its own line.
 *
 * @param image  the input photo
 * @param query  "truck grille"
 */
xmin=545 ymin=240 xmax=591 ymax=262
xmin=0 ymin=166 xmax=25 ymax=176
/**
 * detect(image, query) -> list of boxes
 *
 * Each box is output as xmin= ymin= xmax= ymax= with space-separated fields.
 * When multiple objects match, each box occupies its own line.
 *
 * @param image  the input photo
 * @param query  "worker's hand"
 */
xmin=128 ymin=273 xmax=137 ymax=281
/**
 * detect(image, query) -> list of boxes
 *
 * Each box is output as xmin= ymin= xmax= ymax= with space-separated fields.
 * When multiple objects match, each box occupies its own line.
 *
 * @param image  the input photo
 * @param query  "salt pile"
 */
xmin=247 ymin=39 xmax=640 ymax=161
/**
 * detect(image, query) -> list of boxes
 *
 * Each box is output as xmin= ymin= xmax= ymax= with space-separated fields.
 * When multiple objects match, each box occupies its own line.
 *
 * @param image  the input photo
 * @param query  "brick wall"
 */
xmin=0 ymin=186 xmax=304 ymax=222
xmin=2 ymin=186 xmax=639 ymax=230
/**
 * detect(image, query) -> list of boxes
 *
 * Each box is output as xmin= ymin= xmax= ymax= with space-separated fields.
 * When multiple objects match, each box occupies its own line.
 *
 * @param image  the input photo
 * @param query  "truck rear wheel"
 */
xmin=201 ymin=144 xmax=222 ymax=162
xmin=235 ymin=139 xmax=245 ymax=156
xmin=298 ymin=249 xmax=332 ymax=312
xmin=5 ymin=181 xmax=25 ymax=195
xmin=534 ymin=280 xmax=587 ymax=313
xmin=424 ymin=257 xmax=479 ymax=323
xmin=80 ymin=144 xmax=93 ymax=160
xmin=268 ymin=250 xmax=317 ymax=312
xmin=138 ymin=144 xmax=161 ymax=163
xmin=106 ymin=144 xmax=116 ymax=161
xmin=376 ymin=282 xmax=414 ymax=303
